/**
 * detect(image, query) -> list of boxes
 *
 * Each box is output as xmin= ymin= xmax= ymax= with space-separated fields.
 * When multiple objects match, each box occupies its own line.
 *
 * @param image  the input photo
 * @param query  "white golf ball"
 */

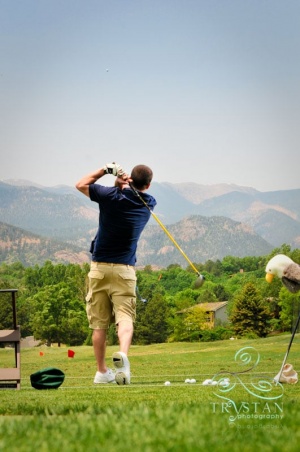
xmin=185 ymin=378 xmax=191 ymax=384
xmin=190 ymin=378 xmax=196 ymax=384
xmin=164 ymin=381 xmax=171 ymax=386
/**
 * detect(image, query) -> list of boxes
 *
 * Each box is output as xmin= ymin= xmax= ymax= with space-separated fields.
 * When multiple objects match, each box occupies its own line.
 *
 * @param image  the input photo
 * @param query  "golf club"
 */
xmin=274 ymin=310 xmax=300 ymax=384
xmin=129 ymin=183 xmax=205 ymax=288
xmin=136 ymin=286 xmax=147 ymax=303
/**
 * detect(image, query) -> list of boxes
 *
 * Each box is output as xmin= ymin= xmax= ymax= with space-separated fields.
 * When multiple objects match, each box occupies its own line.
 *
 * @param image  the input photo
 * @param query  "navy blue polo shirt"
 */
xmin=89 ymin=184 xmax=156 ymax=266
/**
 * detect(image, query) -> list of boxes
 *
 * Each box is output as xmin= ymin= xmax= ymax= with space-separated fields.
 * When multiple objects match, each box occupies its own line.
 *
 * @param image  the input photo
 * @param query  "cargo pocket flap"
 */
xmin=119 ymin=272 xmax=137 ymax=282
xmin=88 ymin=270 xmax=105 ymax=280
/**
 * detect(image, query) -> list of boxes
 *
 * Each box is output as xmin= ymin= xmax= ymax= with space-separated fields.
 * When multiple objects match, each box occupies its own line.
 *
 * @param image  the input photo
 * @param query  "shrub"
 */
xmin=199 ymin=326 xmax=235 ymax=342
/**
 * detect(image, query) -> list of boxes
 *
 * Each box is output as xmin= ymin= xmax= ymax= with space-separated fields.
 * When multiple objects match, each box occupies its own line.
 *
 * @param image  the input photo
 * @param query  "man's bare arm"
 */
xmin=76 ymin=162 xmax=129 ymax=197
xmin=75 ymin=167 xmax=106 ymax=197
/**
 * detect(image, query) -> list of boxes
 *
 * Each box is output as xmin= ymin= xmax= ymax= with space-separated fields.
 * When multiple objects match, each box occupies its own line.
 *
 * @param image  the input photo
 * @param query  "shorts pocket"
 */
xmin=88 ymin=270 xmax=105 ymax=280
xmin=85 ymin=290 xmax=92 ymax=303
xmin=131 ymin=297 xmax=136 ymax=310
xmin=118 ymin=271 xmax=136 ymax=286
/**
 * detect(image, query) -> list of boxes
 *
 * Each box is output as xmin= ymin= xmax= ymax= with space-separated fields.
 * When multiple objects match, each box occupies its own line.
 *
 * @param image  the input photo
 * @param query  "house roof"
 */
xmin=177 ymin=301 xmax=228 ymax=314
xmin=197 ymin=302 xmax=228 ymax=312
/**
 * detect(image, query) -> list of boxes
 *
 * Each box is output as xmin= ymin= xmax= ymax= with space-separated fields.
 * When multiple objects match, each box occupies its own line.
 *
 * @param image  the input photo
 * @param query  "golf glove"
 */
xmin=103 ymin=162 xmax=125 ymax=177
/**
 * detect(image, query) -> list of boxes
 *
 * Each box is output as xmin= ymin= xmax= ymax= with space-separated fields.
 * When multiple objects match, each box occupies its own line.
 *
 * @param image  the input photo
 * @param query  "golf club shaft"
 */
xmin=277 ymin=310 xmax=300 ymax=381
xmin=150 ymin=210 xmax=200 ymax=276
xmin=129 ymin=183 xmax=200 ymax=277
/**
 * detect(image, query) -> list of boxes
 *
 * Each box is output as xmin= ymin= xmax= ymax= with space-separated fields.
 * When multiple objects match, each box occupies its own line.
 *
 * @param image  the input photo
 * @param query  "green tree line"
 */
xmin=0 ymin=244 xmax=299 ymax=346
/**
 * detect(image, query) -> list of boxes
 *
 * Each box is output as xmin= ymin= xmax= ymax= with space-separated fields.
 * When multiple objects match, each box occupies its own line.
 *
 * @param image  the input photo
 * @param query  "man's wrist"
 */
xmin=92 ymin=168 xmax=105 ymax=179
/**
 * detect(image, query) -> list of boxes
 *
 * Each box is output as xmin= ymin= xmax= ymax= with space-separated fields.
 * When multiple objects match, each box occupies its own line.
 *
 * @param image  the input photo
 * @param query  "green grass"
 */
xmin=0 ymin=335 xmax=299 ymax=451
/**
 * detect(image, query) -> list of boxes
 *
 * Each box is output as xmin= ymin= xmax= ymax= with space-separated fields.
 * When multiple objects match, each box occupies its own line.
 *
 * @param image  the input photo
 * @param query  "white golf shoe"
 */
xmin=112 ymin=351 xmax=130 ymax=385
xmin=94 ymin=368 xmax=116 ymax=384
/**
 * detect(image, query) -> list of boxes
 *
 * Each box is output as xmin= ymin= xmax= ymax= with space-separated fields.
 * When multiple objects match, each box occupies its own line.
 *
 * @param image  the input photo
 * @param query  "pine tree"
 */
xmin=134 ymin=291 xmax=169 ymax=344
xmin=230 ymin=282 xmax=271 ymax=337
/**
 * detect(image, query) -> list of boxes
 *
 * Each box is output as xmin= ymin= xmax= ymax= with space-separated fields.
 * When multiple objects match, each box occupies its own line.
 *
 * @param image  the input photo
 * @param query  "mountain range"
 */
xmin=0 ymin=179 xmax=299 ymax=267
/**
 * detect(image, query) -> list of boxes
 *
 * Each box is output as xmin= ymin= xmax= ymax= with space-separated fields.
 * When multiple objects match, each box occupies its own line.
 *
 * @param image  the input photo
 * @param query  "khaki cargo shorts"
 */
xmin=85 ymin=261 xmax=137 ymax=329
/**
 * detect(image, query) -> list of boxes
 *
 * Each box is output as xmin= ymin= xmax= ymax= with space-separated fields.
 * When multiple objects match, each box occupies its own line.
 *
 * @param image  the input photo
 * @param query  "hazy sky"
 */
xmin=1 ymin=0 xmax=299 ymax=191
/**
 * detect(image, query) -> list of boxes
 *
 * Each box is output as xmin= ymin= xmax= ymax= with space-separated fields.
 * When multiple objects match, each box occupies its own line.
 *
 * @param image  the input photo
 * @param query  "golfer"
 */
xmin=76 ymin=162 xmax=156 ymax=384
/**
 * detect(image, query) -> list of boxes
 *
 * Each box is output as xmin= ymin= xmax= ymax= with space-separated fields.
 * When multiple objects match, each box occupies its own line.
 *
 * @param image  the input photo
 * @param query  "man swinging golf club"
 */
xmin=76 ymin=162 xmax=156 ymax=384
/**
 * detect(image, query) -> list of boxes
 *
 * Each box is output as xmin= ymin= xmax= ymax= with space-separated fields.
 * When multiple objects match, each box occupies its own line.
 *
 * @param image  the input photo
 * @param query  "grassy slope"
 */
xmin=0 ymin=336 xmax=299 ymax=451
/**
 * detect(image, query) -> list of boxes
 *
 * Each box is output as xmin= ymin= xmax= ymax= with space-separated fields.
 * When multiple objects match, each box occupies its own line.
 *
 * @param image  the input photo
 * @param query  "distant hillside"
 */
xmin=137 ymin=215 xmax=273 ymax=267
xmin=189 ymin=190 xmax=300 ymax=248
xmin=0 ymin=222 xmax=90 ymax=266
xmin=3 ymin=179 xmax=260 ymax=224
xmin=165 ymin=182 xmax=259 ymax=204
xmin=0 ymin=214 xmax=272 ymax=268
xmin=1 ymin=180 xmax=299 ymax=256
xmin=0 ymin=181 xmax=98 ymax=247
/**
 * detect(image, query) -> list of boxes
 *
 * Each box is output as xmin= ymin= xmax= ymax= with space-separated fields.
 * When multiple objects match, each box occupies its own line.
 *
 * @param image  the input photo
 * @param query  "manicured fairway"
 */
xmin=0 ymin=336 xmax=299 ymax=451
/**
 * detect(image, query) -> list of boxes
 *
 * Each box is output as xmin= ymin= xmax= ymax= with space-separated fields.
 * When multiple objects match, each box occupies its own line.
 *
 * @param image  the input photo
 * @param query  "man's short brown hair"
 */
xmin=131 ymin=165 xmax=153 ymax=190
